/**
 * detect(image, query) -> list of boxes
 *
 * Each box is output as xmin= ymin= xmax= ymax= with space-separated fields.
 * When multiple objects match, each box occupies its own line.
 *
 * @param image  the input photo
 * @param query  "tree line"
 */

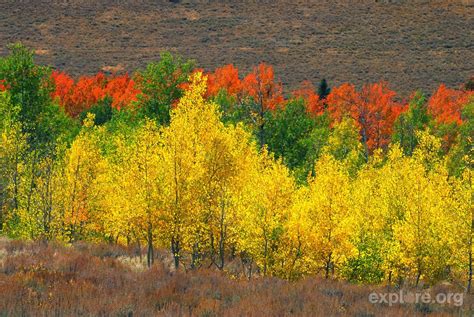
xmin=1 ymin=44 xmax=473 ymax=290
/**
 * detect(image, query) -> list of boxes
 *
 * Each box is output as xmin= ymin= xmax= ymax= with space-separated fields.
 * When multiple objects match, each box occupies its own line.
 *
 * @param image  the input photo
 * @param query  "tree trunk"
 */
xmin=147 ymin=224 xmax=154 ymax=268
xmin=325 ymin=252 xmax=332 ymax=279
xmin=191 ymin=242 xmax=200 ymax=269
xmin=467 ymin=218 xmax=473 ymax=293
xmin=288 ymin=235 xmax=302 ymax=280
xmin=136 ymin=235 xmax=142 ymax=262
xmin=468 ymin=245 xmax=472 ymax=293
xmin=263 ymin=230 xmax=268 ymax=276
xmin=388 ymin=270 xmax=393 ymax=288
xmin=217 ymin=201 xmax=226 ymax=270
xmin=415 ymin=267 xmax=422 ymax=287
xmin=248 ymin=258 xmax=253 ymax=280
xmin=25 ymin=150 xmax=38 ymax=217
xmin=467 ymin=172 xmax=473 ymax=293
xmin=360 ymin=126 xmax=369 ymax=162
xmin=12 ymin=144 xmax=20 ymax=211
xmin=171 ymin=236 xmax=180 ymax=270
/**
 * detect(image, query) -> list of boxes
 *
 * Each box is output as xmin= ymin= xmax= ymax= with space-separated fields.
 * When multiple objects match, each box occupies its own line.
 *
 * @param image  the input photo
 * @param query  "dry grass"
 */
xmin=0 ymin=1 xmax=472 ymax=96
xmin=0 ymin=239 xmax=471 ymax=316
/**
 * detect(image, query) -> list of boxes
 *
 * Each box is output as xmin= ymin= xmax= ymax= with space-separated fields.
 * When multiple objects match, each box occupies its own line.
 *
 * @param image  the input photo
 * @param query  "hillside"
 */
xmin=1 ymin=3 xmax=474 ymax=316
xmin=0 ymin=0 xmax=473 ymax=96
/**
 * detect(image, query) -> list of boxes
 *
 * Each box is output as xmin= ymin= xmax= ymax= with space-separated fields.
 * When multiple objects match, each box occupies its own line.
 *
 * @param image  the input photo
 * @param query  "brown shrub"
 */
xmin=0 ymin=239 xmax=470 ymax=316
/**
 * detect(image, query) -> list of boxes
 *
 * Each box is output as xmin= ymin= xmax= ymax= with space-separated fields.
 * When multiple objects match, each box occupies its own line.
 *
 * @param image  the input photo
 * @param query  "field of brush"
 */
xmin=0 ymin=0 xmax=473 ymax=96
xmin=0 ymin=238 xmax=471 ymax=316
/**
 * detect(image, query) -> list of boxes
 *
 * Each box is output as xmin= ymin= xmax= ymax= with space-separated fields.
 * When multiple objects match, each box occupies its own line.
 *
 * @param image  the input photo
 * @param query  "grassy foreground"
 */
xmin=0 ymin=238 xmax=471 ymax=316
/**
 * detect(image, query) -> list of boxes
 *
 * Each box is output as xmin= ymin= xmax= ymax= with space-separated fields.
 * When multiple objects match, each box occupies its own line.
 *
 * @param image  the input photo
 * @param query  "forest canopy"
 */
xmin=0 ymin=43 xmax=473 ymax=289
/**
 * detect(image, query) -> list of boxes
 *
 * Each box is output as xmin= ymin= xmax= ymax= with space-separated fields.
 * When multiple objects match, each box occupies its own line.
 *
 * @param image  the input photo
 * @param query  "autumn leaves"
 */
xmin=1 ymin=45 xmax=473 ymax=289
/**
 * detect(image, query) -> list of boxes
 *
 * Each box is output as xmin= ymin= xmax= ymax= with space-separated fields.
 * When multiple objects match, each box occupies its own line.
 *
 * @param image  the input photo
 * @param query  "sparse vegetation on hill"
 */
xmin=0 ymin=0 xmax=472 ymax=96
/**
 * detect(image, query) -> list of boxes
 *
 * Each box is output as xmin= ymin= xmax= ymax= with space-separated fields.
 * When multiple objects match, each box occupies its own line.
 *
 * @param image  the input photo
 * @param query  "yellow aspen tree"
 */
xmin=60 ymin=114 xmax=106 ymax=242
xmin=235 ymin=149 xmax=295 ymax=278
xmin=448 ymin=167 xmax=473 ymax=292
xmin=393 ymin=131 xmax=452 ymax=285
xmin=373 ymin=145 xmax=411 ymax=285
xmin=97 ymin=134 xmax=138 ymax=245
xmin=348 ymin=151 xmax=388 ymax=283
xmin=281 ymin=186 xmax=316 ymax=280
xmin=199 ymin=123 xmax=256 ymax=270
xmin=161 ymin=72 xmax=260 ymax=271
xmin=1 ymin=92 xmax=68 ymax=241
xmin=97 ymin=118 xmax=168 ymax=268
xmin=0 ymin=92 xmax=27 ymax=235
xmin=160 ymin=72 xmax=210 ymax=270
xmin=121 ymin=120 xmax=166 ymax=267
xmin=94 ymin=136 xmax=123 ymax=243
xmin=305 ymin=154 xmax=355 ymax=279
xmin=16 ymin=149 xmax=65 ymax=240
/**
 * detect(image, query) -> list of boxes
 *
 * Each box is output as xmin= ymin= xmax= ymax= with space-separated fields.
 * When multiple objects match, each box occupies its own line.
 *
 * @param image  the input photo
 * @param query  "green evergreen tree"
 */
xmin=318 ymin=79 xmax=331 ymax=101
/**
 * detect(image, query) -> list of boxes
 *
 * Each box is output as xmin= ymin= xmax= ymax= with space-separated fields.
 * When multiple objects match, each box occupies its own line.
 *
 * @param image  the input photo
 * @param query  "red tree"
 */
xmin=241 ymin=63 xmax=284 ymax=111
xmin=326 ymin=83 xmax=359 ymax=122
xmin=207 ymin=64 xmax=241 ymax=98
xmin=428 ymin=84 xmax=473 ymax=125
xmin=327 ymin=82 xmax=406 ymax=154
xmin=51 ymin=71 xmax=139 ymax=117
xmin=240 ymin=63 xmax=284 ymax=147
xmin=292 ymin=80 xmax=324 ymax=116
xmin=104 ymin=74 xmax=140 ymax=110
xmin=428 ymin=84 xmax=473 ymax=150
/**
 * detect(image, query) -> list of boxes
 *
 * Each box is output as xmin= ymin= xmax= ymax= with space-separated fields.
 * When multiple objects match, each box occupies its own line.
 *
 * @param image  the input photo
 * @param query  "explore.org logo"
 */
xmin=369 ymin=291 xmax=464 ymax=307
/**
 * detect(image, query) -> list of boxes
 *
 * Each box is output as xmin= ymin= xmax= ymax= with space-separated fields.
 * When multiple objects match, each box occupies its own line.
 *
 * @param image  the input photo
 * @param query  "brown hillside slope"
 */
xmin=0 ymin=0 xmax=473 ymax=96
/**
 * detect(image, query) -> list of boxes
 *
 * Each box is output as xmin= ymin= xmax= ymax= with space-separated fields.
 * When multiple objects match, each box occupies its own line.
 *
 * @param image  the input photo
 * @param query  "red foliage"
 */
xmin=43 ymin=65 xmax=473 ymax=143
xmin=326 ymin=83 xmax=359 ymax=122
xmin=73 ymin=73 xmax=107 ymax=115
xmin=103 ymin=74 xmax=140 ymax=110
xmin=327 ymin=82 xmax=406 ymax=152
xmin=51 ymin=71 xmax=105 ymax=117
xmin=291 ymin=81 xmax=325 ymax=116
xmin=51 ymin=71 xmax=139 ymax=117
xmin=428 ymin=84 xmax=473 ymax=125
xmin=51 ymin=71 xmax=74 ymax=105
xmin=241 ymin=63 xmax=284 ymax=110
xmin=0 ymin=79 xmax=8 ymax=91
xmin=206 ymin=64 xmax=242 ymax=98
xmin=360 ymin=83 xmax=406 ymax=151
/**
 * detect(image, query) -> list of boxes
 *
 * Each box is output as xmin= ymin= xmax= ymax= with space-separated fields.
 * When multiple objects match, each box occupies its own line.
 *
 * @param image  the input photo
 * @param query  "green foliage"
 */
xmin=0 ymin=92 xmax=25 ymax=233
xmin=448 ymin=101 xmax=473 ymax=176
xmin=263 ymin=98 xmax=330 ymax=182
xmin=0 ymin=91 xmax=19 ymax=130
xmin=213 ymin=90 xmax=247 ymax=125
xmin=79 ymin=97 xmax=115 ymax=126
xmin=465 ymin=77 xmax=474 ymax=91
xmin=136 ymin=51 xmax=194 ymax=125
xmin=40 ymin=102 xmax=79 ymax=150
xmin=344 ymin=238 xmax=385 ymax=284
xmin=0 ymin=43 xmax=53 ymax=145
xmin=392 ymin=92 xmax=431 ymax=156
xmin=322 ymin=116 xmax=366 ymax=176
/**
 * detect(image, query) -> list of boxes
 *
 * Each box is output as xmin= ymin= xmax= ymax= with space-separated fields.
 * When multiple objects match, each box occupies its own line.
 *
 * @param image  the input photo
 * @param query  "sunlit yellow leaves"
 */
xmin=1 ymin=71 xmax=472 ymax=287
